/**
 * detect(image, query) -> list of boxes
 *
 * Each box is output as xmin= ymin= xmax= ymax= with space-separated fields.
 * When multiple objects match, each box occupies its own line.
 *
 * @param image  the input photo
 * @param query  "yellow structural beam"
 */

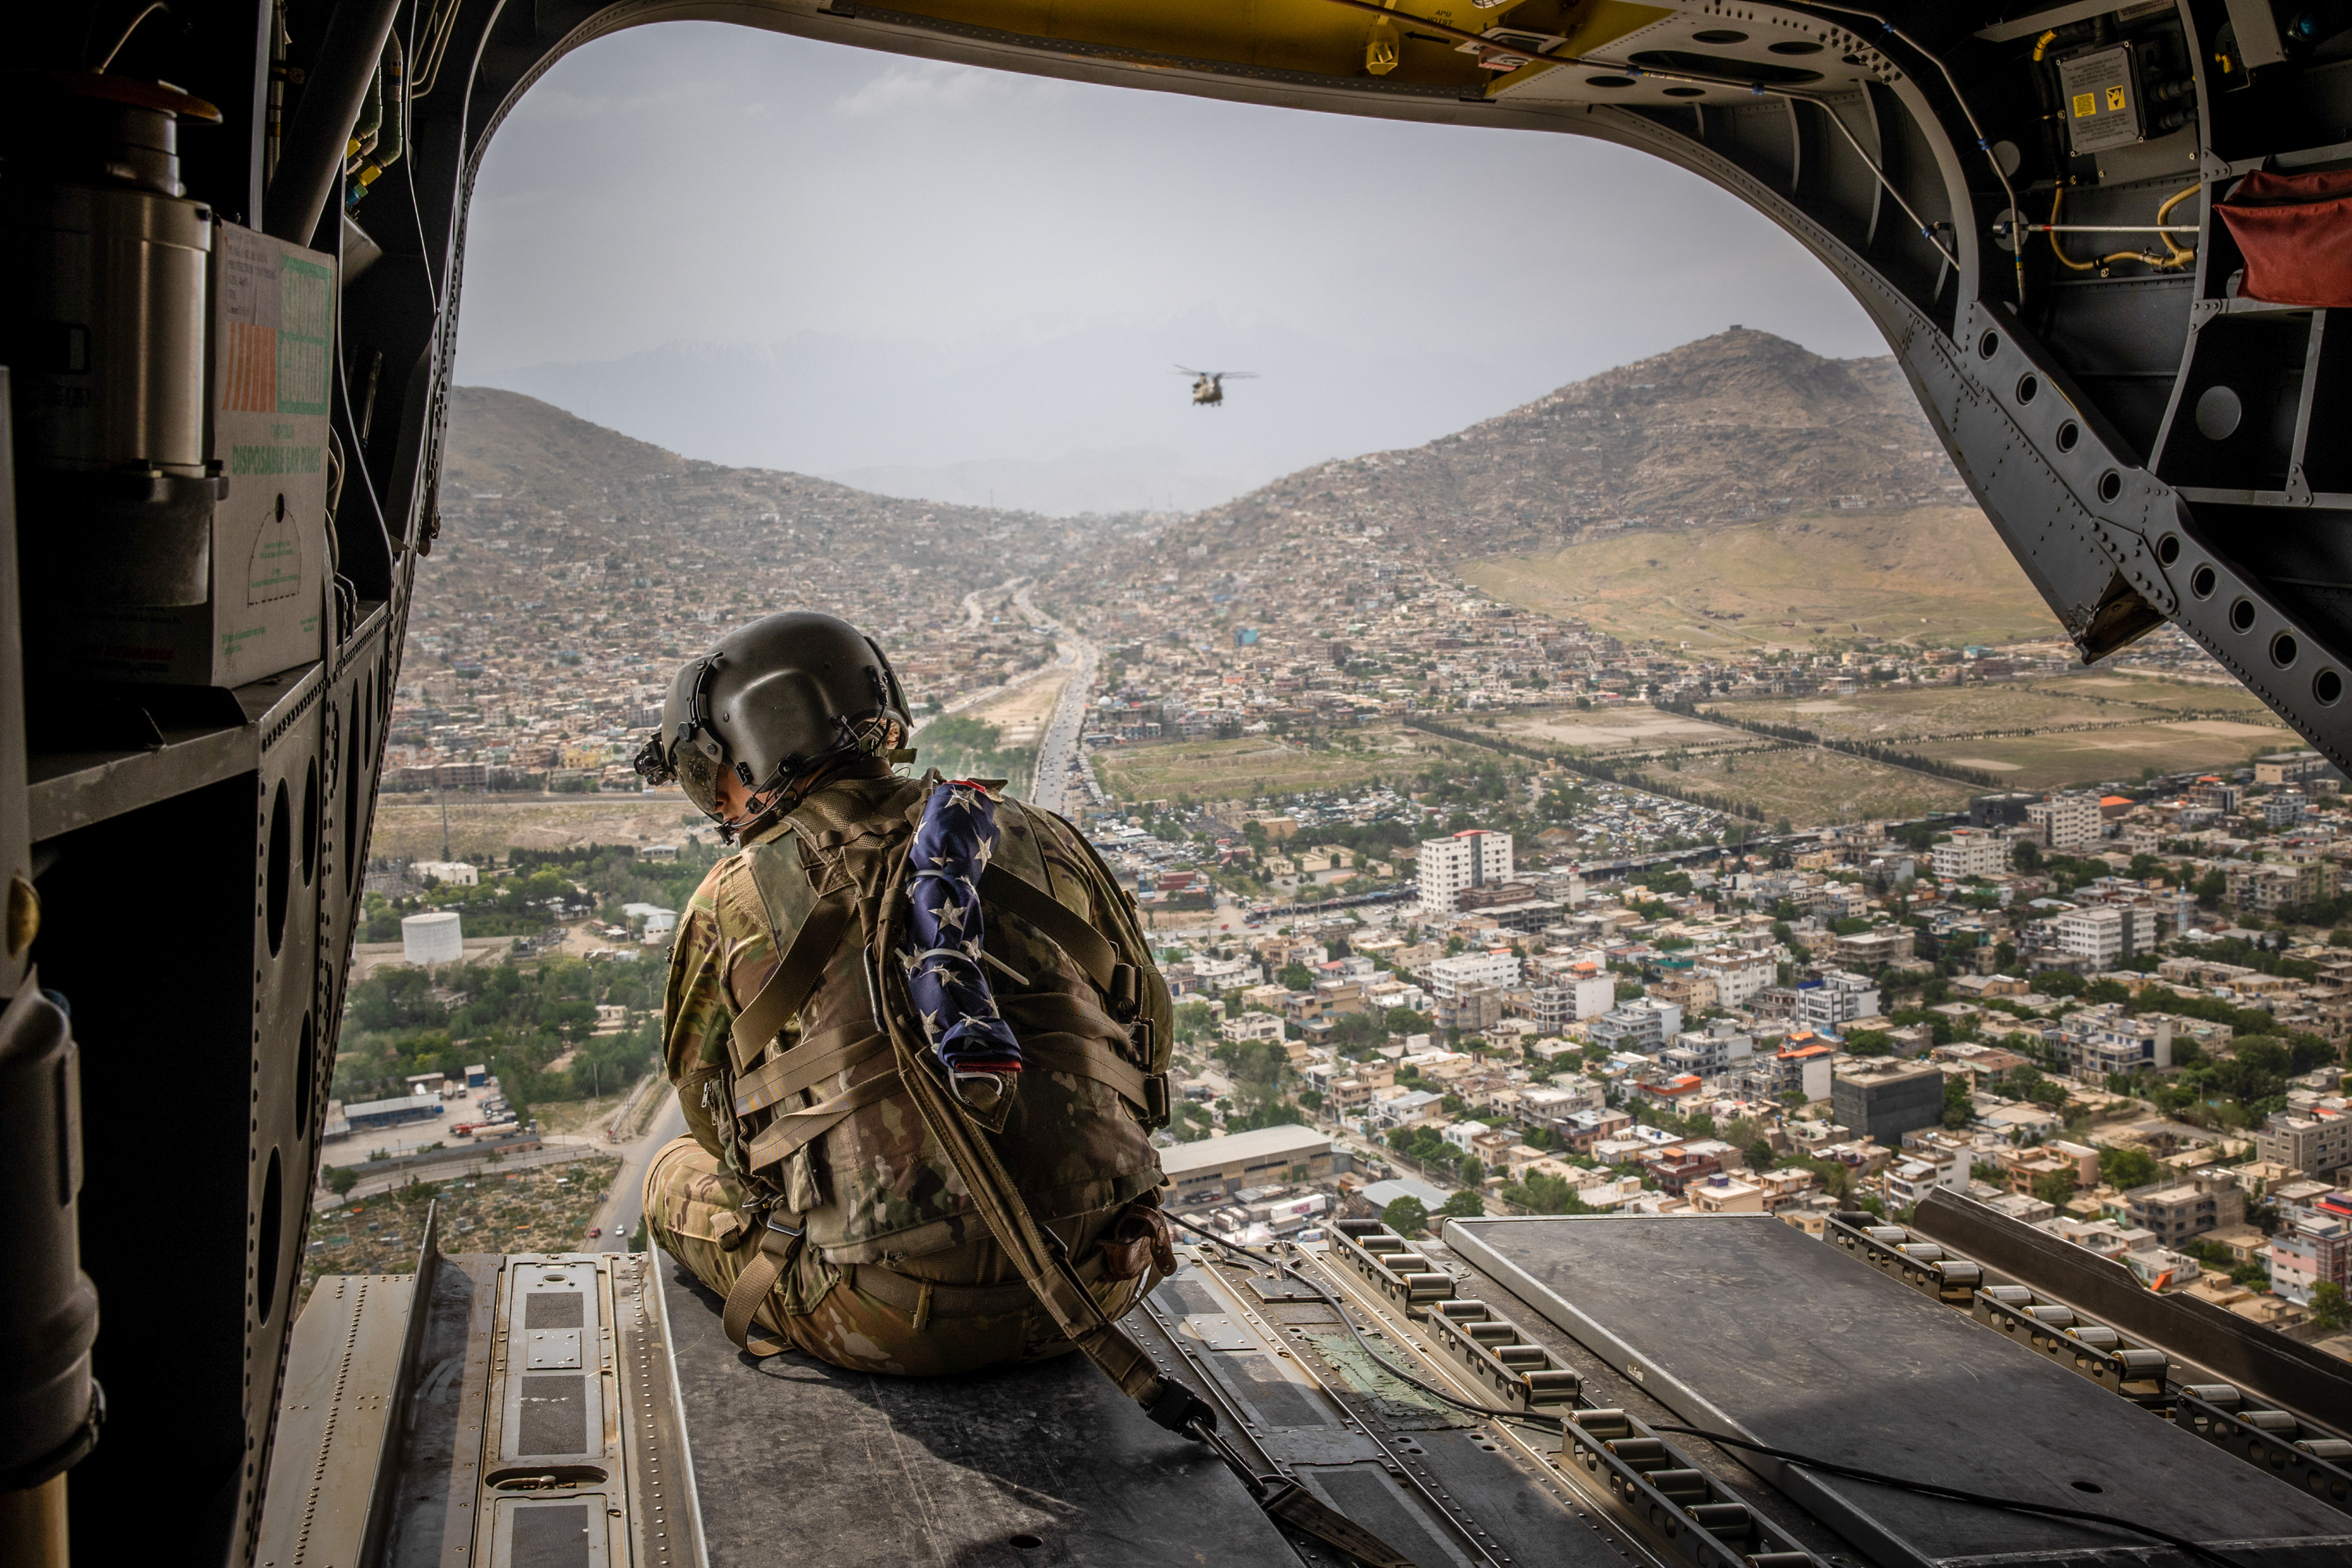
xmin=869 ymin=0 xmax=1671 ymax=93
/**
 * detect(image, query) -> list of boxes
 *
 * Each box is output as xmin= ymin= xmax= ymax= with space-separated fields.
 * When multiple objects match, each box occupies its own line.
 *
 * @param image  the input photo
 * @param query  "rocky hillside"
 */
xmin=434 ymin=387 xmax=1146 ymax=591
xmin=1115 ymin=328 xmax=1967 ymax=571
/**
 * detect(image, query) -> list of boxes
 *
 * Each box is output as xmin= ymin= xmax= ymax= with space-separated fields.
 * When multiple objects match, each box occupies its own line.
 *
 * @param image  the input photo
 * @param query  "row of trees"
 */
xmin=1665 ymin=700 xmax=2004 ymax=788
xmin=918 ymin=717 xmax=1038 ymax=797
xmin=364 ymin=840 xmax=728 ymax=942
xmin=336 ymin=956 xmax=661 ymax=1125
xmin=1406 ymin=717 xmax=1766 ymax=823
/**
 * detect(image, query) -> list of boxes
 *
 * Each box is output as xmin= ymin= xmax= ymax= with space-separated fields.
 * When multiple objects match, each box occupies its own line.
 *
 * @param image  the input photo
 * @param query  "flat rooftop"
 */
xmin=1156 ymin=1122 xmax=1330 ymax=1177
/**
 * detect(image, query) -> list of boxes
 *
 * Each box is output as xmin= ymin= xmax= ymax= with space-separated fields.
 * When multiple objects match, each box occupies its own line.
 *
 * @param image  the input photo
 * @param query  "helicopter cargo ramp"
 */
xmin=263 ymin=1205 xmax=2352 ymax=1568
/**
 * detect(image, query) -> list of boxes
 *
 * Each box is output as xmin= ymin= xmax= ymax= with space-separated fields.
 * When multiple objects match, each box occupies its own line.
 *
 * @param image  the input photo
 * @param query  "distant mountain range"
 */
xmin=463 ymin=312 xmax=1603 ymax=516
xmin=439 ymin=328 xmax=2051 ymax=650
xmin=826 ymin=448 xmax=1253 ymax=517
xmin=433 ymin=385 xmax=1114 ymax=596
xmin=1047 ymin=328 xmax=2049 ymax=646
xmin=1166 ymin=327 xmax=1975 ymax=564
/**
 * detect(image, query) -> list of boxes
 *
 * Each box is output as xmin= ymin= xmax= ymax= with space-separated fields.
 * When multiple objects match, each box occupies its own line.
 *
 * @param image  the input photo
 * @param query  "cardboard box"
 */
xmin=56 ymin=220 xmax=330 ymax=686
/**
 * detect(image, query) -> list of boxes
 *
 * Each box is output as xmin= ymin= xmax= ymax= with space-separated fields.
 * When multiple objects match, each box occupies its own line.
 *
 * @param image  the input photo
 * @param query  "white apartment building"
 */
xmin=1442 ymin=1120 xmax=1490 ymax=1153
xmin=1587 ymin=998 xmax=1684 ymax=1052
xmin=1661 ymin=1022 xmax=1755 ymax=1079
xmin=1189 ymin=955 xmax=1262 ymax=994
xmin=1795 ymin=970 xmax=1881 ymax=1032
xmin=1572 ymin=973 xmax=1618 ymax=1018
xmin=1931 ymin=828 xmax=2010 ymax=881
xmin=1526 ymin=987 xmax=1578 ymax=1033
xmin=1367 ymin=980 xmax=1434 ymax=1016
xmin=1694 ymin=950 xmax=1776 ymax=1010
xmin=1417 ymin=829 xmax=1513 ymax=913
xmin=1882 ymin=1151 xmax=1969 ymax=1208
xmin=2053 ymin=903 xmax=2158 ymax=969
xmin=2062 ymin=1003 xmax=2172 ymax=1076
xmin=1524 ymin=968 xmax=1618 ymax=1029
xmin=1428 ymin=949 xmax=1523 ymax=1000
xmin=1219 ymin=1012 xmax=1287 ymax=1046
xmin=2025 ymin=792 xmax=2104 ymax=852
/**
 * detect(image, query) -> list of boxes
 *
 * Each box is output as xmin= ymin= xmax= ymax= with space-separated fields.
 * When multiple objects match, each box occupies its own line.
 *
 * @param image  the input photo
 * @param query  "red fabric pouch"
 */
xmin=2217 ymin=167 xmax=2352 ymax=307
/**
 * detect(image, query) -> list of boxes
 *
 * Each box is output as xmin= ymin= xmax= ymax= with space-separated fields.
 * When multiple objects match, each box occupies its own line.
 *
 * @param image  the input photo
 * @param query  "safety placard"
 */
xmin=2059 ymin=45 xmax=2144 ymax=154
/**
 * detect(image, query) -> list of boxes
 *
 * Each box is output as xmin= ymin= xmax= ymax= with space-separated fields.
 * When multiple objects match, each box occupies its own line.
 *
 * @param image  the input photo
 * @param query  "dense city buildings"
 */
xmin=381 ymin=354 xmax=2352 ymax=1359
xmin=1419 ymin=830 xmax=1514 ymax=913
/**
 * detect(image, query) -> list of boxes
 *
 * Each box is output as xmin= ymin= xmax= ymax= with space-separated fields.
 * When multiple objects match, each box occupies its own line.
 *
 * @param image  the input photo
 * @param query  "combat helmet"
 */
xmin=633 ymin=610 xmax=910 ymax=835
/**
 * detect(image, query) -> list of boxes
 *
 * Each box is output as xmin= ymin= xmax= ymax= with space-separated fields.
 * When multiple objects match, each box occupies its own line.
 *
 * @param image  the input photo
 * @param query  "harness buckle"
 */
xmin=721 ymin=1194 xmax=802 ymax=1250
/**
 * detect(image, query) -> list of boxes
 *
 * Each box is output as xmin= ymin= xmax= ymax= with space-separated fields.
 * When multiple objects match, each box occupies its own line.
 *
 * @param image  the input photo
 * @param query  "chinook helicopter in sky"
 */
xmin=1175 ymin=365 xmax=1257 ymax=405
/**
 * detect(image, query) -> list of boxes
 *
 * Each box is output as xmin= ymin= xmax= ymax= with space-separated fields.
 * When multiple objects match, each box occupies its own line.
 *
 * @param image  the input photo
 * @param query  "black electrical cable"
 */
xmin=1642 ymin=1424 xmax=2239 ymax=1568
xmin=1161 ymin=1216 xmax=2241 ymax=1568
xmin=333 ymin=343 xmax=399 ymax=561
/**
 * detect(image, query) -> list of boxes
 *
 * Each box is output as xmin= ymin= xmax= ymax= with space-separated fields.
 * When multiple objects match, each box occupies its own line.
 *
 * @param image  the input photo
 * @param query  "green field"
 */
xmin=1661 ymin=746 xmax=1976 ymax=826
xmin=1463 ymin=506 xmax=2065 ymax=648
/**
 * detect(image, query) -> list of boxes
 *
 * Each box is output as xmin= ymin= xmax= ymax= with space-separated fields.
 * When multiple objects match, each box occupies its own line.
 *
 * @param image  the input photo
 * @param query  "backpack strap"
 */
xmin=739 ymin=1062 xmax=898 ymax=1174
xmin=866 ymin=840 xmax=1414 ymax=1568
xmin=733 ymin=1022 xmax=891 ymax=1114
xmin=726 ymin=894 xmax=853 ymax=1074
xmin=982 ymin=869 xmax=1165 ymax=1120
xmin=979 ymin=862 xmax=1127 ymax=1004
xmin=1016 ymin=1033 xmax=1153 ymax=1115
xmin=721 ymin=1222 xmax=800 ymax=1357
xmin=870 ymin=838 xmax=1194 ymax=1417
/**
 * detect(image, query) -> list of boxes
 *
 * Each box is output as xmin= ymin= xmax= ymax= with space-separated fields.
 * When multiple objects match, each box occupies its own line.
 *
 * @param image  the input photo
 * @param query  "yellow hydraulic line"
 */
xmin=2049 ymin=187 xmax=2118 ymax=270
xmin=2048 ymin=184 xmax=2198 ymax=273
xmin=2154 ymin=183 xmax=2200 ymax=268
xmin=0 ymin=1475 xmax=69 ymax=1568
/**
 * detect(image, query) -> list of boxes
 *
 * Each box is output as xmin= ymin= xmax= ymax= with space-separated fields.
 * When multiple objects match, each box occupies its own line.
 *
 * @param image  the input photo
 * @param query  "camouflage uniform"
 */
xmin=643 ymin=762 xmax=1171 ymax=1375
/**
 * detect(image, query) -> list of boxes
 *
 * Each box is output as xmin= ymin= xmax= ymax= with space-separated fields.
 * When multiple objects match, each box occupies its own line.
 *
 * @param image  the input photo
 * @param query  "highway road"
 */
xmin=909 ymin=576 xmax=1103 ymax=762
xmin=1014 ymin=582 xmax=1098 ymax=817
xmin=590 ymin=1091 xmax=688 ymax=1252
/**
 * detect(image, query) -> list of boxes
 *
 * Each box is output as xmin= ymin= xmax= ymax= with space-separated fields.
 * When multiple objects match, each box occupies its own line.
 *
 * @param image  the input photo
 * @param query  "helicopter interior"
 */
xmin=7 ymin=2 xmax=2352 ymax=1565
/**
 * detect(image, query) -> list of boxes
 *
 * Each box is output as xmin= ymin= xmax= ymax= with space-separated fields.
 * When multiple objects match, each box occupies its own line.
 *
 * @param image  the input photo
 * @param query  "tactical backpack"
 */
xmin=707 ymin=771 xmax=1177 ymax=1356
xmin=707 ymin=771 xmax=1416 ymax=1567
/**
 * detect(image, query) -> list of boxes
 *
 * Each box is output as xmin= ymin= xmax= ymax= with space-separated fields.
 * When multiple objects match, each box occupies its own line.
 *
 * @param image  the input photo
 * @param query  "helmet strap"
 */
xmin=716 ymin=750 xmax=873 ymax=842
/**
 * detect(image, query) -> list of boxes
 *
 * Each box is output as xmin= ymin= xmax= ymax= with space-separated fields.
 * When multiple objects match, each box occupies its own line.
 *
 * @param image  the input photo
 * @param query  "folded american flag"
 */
xmin=901 ymin=779 xmax=1024 ymax=1097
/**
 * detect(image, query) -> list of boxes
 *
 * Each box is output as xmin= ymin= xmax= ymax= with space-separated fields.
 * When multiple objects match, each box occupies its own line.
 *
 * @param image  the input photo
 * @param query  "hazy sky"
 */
xmin=452 ymin=22 xmax=1889 ymax=502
